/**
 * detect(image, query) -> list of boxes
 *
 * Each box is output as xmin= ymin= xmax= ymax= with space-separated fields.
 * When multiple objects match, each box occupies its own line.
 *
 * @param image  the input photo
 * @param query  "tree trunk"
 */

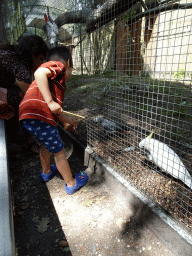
xmin=55 ymin=0 xmax=139 ymax=33
xmin=54 ymin=0 xmax=189 ymax=34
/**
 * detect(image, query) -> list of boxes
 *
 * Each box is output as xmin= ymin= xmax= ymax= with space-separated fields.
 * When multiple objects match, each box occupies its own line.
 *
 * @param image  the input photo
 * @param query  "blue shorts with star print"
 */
xmin=21 ymin=119 xmax=64 ymax=153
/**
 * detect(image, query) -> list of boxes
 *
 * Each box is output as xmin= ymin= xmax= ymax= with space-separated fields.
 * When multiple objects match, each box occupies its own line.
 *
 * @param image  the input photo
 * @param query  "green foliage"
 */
xmin=65 ymin=75 xmax=90 ymax=93
xmin=79 ymin=84 xmax=92 ymax=93
xmin=138 ymin=103 xmax=148 ymax=114
xmin=174 ymin=69 xmax=186 ymax=80
xmin=124 ymin=10 xmax=137 ymax=22
xmin=163 ymin=127 xmax=191 ymax=143
xmin=89 ymin=98 xmax=105 ymax=106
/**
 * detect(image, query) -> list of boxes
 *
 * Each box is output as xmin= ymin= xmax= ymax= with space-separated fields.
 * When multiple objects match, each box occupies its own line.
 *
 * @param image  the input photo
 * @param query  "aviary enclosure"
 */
xmin=1 ymin=0 xmax=192 ymax=232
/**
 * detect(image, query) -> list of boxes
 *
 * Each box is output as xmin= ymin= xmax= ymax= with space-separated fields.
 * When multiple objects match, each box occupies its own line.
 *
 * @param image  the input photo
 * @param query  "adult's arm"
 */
xmin=15 ymin=79 xmax=30 ymax=97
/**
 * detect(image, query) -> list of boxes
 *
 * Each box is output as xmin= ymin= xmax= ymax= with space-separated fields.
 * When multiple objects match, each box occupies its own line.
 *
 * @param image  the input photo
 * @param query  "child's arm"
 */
xmin=63 ymin=123 xmax=77 ymax=133
xmin=35 ymin=67 xmax=76 ymax=133
xmin=58 ymin=112 xmax=78 ymax=133
xmin=34 ymin=67 xmax=62 ymax=115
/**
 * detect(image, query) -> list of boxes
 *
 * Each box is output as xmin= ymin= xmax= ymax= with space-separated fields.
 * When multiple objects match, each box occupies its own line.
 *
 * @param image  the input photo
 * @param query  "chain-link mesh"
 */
xmin=72 ymin=0 xmax=192 ymax=232
xmin=0 ymin=0 xmax=192 ymax=231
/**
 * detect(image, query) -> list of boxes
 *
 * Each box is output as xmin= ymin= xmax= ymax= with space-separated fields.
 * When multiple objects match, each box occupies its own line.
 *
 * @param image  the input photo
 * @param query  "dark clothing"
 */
xmin=0 ymin=49 xmax=31 ymax=112
xmin=0 ymin=49 xmax=31 ymax=84
xmin=0 ymin=50 xmax=31 ymax=143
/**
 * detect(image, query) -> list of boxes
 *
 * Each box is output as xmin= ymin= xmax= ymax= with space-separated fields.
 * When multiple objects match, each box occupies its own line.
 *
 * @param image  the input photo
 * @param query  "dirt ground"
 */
xmin=9 ymin=139 xmax=178 ymax=256
xmin=64 ymin=74 xmax=192 ymax=231
xmin=9 ymin=146 xmax=76 ymax=256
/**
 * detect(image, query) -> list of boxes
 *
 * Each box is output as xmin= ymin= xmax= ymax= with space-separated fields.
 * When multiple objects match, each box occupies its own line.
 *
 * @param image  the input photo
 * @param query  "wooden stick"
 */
xmin=61 ymin=109 xmax=85 ymax=120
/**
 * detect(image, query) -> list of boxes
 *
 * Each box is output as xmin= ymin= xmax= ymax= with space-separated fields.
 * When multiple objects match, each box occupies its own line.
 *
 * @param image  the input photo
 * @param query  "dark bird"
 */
xmin=93 ymin=116 xmax=129 ymax=136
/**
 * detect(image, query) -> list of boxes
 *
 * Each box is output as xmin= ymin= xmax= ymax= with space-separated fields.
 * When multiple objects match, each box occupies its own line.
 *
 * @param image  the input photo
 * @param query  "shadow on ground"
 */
xmin=8 ymin=143 xmax=77 ymax=256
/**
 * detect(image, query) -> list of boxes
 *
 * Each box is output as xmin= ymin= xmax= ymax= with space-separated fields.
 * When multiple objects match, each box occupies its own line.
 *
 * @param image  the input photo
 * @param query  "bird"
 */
xmin=93 ymin=116 xmax=129 ymax=136
xmin=139 ymin=130 xmax=192 ymax=189
xmin=44 ymin=13 xmax=59 ymax=48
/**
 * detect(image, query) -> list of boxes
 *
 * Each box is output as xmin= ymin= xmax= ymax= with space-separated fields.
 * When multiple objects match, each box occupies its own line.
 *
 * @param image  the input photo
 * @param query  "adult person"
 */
xmin=0 ymin=35 xmax=49 ymax=152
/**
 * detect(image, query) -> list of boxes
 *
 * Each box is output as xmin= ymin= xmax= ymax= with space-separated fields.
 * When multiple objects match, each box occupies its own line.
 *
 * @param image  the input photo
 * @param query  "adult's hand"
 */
xmin=16 ymin=79 xmax=30 ymax=96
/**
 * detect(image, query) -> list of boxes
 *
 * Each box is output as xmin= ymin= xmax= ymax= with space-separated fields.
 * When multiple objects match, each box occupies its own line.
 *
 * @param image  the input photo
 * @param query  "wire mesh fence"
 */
xmin=0 ymin=0 xmax=192 ymax=232
xmin=71 ymin=0 xmax=192 ymax=232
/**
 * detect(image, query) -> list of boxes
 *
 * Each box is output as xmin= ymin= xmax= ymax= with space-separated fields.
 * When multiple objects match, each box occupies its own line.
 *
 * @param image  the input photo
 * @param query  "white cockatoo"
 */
xmin=44 ymin=13 xmax=59 ymax=48
xmin=93 ymin=116 xmax=129 ymax=136
xmin=139 ymin=131 xmax=192 ymax=189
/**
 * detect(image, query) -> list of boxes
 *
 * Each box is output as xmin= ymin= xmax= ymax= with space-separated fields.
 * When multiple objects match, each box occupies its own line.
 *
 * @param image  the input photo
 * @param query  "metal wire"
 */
xmin=84 ymin=0 xmax=192 ymax=231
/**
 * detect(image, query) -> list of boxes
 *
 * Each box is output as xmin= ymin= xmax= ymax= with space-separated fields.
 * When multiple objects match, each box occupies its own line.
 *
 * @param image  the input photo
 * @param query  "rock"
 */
xmin=116 ymin=217 xmax=126 ymax=229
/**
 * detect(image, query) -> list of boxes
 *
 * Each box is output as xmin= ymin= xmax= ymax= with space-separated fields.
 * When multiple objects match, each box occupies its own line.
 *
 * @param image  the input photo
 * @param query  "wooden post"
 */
xmin=80 ymin=26 xmax=83 ymax=76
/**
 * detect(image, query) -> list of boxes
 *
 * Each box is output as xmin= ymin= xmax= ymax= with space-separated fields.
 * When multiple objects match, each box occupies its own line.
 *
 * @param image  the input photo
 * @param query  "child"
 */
xmin=19 ymin=46 xmax=88 ymax=194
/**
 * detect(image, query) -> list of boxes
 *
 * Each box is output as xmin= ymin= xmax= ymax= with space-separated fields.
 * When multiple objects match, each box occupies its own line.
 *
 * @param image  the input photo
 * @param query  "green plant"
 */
xmin=79 ymin=84 xmax=91 ymax=93
xmin=124 ymin=10 xmax=137 ymax=22
xmin=174 ymin=69 xmax=185 ymax=80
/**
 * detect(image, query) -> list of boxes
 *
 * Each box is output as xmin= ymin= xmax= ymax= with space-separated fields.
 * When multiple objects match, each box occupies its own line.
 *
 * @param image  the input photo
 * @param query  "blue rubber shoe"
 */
xmin=40 ymin=164 xmax=58 ymax=182
xmin=65 ymin=171 xmax=88 ymax=195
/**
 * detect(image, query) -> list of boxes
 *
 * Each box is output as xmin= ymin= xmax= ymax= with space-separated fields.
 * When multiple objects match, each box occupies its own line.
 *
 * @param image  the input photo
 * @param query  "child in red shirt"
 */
xmin=19 ymin=46 xmax=88 ymax=194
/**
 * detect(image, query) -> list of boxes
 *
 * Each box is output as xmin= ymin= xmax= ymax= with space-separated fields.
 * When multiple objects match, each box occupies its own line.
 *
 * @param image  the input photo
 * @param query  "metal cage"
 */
xmin=1 ymin=0 xmax=192 ymax=232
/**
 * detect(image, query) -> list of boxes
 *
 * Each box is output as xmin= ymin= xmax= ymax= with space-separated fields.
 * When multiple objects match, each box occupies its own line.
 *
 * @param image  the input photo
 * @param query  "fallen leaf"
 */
xmin=82 ymin=194 xmax=107 ymax=206
xmin=36 ymin=217 xmax=50 ymax=233
xmin=18 ymin=211 xmax=24 ymax=215
xmin=96 ymin=195 xmax=107 ymax=201
xmin=32 ymin=216 xmax=39 ymax=223
xmin=22 ymin=196 xmax=29 ymax=202
xmin=116 ymin=217 xmax=126 ymax=229
xmin=63 ymin=247 xmax=70 ymax=252
xmin=81 ymin=189 xmax=88 ymax=193
xmin=59 ymin=240 xmax=69 ymax=247
xmin=21 ymin=204 xmax=29 ymax=210
xmin=29 ymin=162 xmax=37 ymax=167
xmin=82 ymin=199 xmax=94 ymax=206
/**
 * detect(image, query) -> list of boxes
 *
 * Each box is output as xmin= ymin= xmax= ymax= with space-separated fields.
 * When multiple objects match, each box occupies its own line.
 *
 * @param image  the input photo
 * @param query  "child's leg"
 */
xmin=21 ymin=119 xmax=87 ymax=191
xmin=53 ymin=148 xmax=88 ymax=194
xmin=40 ymin=144 xmax=52 ymax=174
xmin=53 ymin=148 xmax=76 ymax=187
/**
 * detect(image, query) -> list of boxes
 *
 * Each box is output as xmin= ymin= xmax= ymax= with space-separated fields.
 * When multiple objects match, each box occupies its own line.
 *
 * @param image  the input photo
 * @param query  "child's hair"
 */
xmin=46 ymin=46 xmax=73 ymax=68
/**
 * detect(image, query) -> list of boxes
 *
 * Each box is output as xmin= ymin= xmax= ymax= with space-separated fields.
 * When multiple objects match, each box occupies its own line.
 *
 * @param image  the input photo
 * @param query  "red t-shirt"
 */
xmin=19 ymin=61 xmax=66 ymax=127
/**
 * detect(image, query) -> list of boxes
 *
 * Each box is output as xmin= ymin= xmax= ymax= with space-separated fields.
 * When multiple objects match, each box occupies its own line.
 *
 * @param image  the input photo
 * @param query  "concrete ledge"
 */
xmin=57 ymin=127 xmax=192 ymax=255
xmin=84 ymin=146 xmax=192 ymax=255
xmin=0 ymin=119 xmax=15 ymax=256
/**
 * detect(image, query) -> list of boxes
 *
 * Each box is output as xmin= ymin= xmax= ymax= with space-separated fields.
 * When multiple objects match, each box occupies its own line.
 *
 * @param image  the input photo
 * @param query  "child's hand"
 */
xmin=63 ymin=123 xmax=77 ymax=133
xmin=48 ymin=101 xmax=62 ymax=115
